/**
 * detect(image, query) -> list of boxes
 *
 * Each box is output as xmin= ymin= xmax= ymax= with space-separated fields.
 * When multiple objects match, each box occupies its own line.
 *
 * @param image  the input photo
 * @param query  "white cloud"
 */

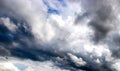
xmin=0 ymin=57 xmax=70 ymax=71
xmin=112 ymin=59 xmax=120 ymax=71
xmin=67 ymin=53 xmax=86 ymax=66
xmin=0 ymin=17 xmax=17 ymax=32
xmin=2 ymin=0 xmax=48 ymax=42
xmin=0 ymin=61 xmax=20 ymax=71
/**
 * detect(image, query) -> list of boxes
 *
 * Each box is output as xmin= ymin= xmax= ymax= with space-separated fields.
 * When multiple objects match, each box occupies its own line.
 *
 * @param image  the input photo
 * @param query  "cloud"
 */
xmin=67 ymin=53 xmax=86 ymax=67
xmin=0 ymin=17 xmax=17 ymax=32
xmin=112 ymin=59 xmax=120 ymax=71
xmin=1 ymin=0 xmax=120 ymax=71
xmin=0 ymin=57 xmax=70 ymax=71
xmin=0 ymin=61 xmax=20 ymax=71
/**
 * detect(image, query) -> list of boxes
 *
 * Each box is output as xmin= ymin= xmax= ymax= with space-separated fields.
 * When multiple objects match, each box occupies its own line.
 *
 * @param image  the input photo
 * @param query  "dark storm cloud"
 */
xmin=74 ymin=0 xmax=113 ymax=42
xmin=89 ymin=5 xmax=113 ymax=42
xmin=0 ymin=46 xmax=9 ymax=56
xmin=105 ymin=34 xmax=120 ymax=59
xmin=0 ymin=10 xmax=35 ymax=59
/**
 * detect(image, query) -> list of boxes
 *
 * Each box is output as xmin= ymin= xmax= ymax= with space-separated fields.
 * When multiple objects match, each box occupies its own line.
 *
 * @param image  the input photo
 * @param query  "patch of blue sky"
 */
xmin=14 ymin=63 xmax=28 ymax=71
xmin=47 ymin=8 xmax=60 ymax=14
xmin=43 ymin=0 xmax=67 ymax=15
xmin=57 ymin=0 xmax=67 ymax=7
xmin=43 ymin=0 xmax=66 ymax=7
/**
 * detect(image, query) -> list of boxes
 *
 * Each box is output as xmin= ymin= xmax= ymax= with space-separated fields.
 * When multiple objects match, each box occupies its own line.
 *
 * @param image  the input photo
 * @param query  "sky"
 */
xmin=0 ymin=0 xmax=120 ymax=71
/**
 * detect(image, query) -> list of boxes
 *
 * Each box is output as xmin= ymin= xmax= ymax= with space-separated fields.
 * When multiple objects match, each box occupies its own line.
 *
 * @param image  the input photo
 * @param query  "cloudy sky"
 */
xmin=0 ymin=0 xmax=120 ymax=71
